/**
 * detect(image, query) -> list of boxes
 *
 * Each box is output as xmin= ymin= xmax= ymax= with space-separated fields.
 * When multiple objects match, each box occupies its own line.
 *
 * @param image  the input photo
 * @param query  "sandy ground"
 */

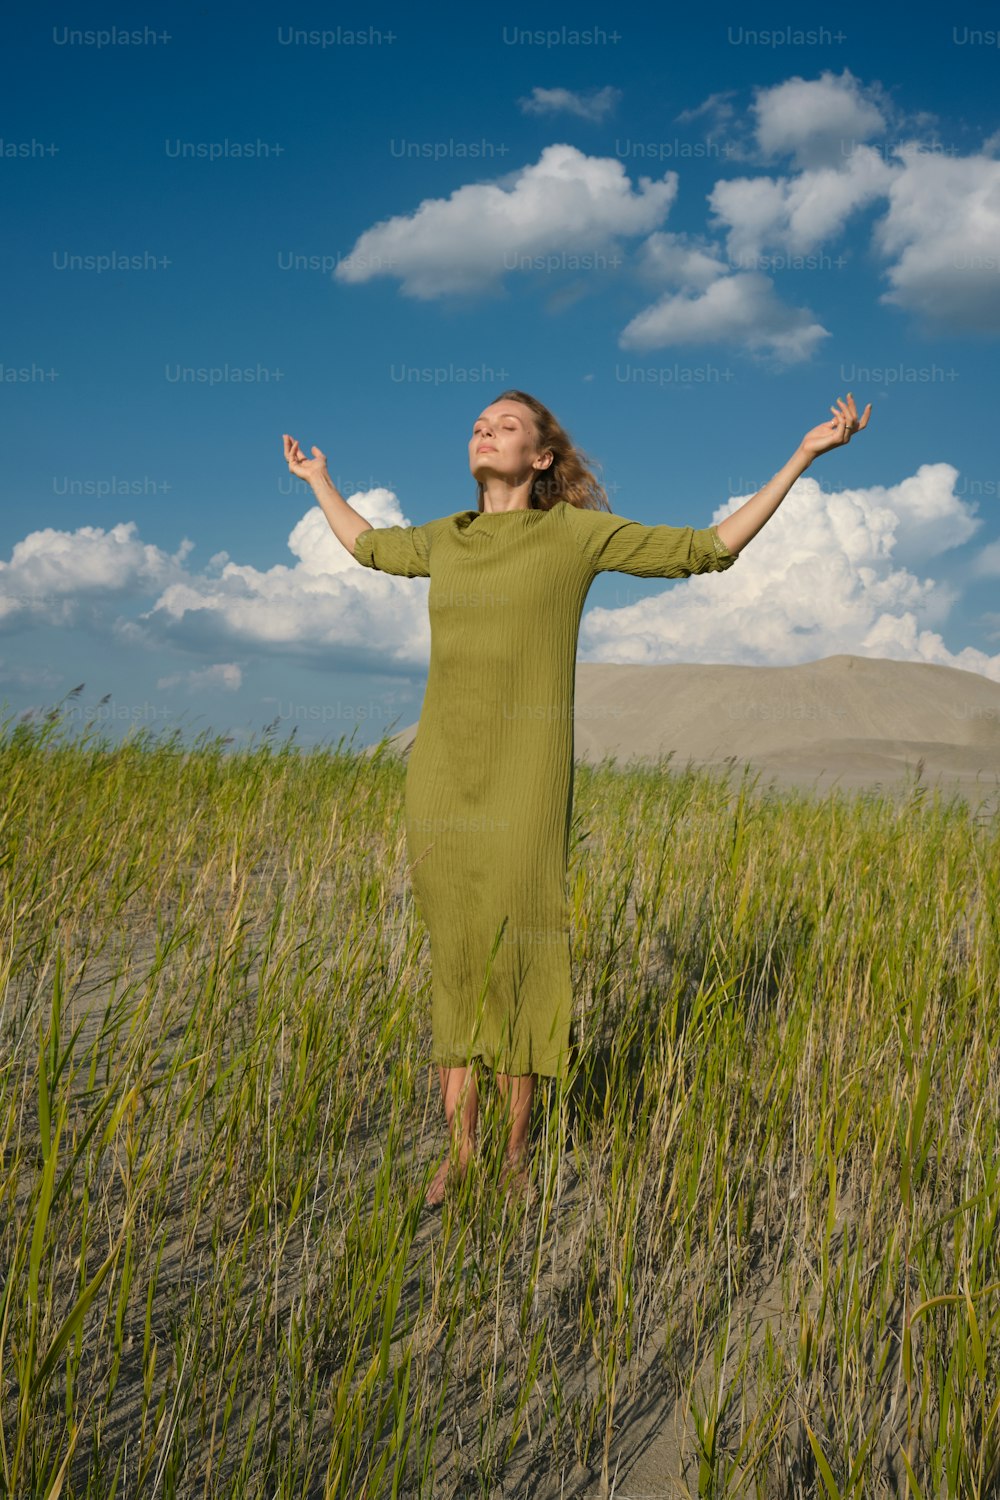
xmin=374 ymin=653 xmax=1000 ymax=818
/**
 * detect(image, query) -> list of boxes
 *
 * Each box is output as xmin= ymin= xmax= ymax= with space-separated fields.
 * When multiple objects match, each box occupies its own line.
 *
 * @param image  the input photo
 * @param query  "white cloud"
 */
xmin=0 ymin=492 xmax=434 ymax=672
xmin=618 ymin=270 xmax=830 ymax=364
xmin=701 ymin=69 xmax=1000 ymax=339
xmin=329 ymin=71 xmax=1000 ymax=347
xmin=579 ymin=464 xmax=1000 ymax=681
xmin=752 ymin=67 xmax=888 ymax=170
xmin=6 ymin=470 xmax=996 ymax=682
xmin=704 ymin=135 xmax=1000 ymax=338
xmin=871 ymin=143 xmax=1000 ymax=332
xmin=517 ymin=86 xmax=622 ymax=122
xmin=0 ymin=521 xmax=193 ymax=627
xmin=622 ymin=75 xmax=898 ymax=364
xmin=136 ymin=490 xmax=432 ymax=669
xmin=707 ymin=143 xmax=897 ymax=262
xmin=862 ymin=462 xmax=982 ymax=567
xmin=634 ymin=231 xmax=730 ymax=291
xmin=333 ymin=144 xmax=677 ymax=298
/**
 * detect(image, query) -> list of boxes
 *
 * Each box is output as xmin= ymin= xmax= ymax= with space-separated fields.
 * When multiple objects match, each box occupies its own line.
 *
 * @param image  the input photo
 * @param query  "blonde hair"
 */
xmin=473 ymin=389 xmax=611 ymax=514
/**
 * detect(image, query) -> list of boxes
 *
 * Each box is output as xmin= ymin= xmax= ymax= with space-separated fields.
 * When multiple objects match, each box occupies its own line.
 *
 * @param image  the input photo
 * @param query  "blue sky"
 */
xmin=3 ymin=2 xmax=1000 ymax=749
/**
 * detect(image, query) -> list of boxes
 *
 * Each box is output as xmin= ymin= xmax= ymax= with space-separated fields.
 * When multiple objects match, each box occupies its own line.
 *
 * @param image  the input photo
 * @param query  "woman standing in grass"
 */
xmin=283 ymin=389 xmax=869 ymax=1207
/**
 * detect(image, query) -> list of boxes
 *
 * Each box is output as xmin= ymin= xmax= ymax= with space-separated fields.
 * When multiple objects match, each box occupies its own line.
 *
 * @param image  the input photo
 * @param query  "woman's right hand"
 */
xmin=283 ymin=433 xmax=329 ymax=484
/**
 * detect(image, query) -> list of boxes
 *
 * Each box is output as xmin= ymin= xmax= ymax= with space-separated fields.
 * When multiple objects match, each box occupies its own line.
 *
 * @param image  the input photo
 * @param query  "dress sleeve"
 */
xmin=352 ymin=521 xmax=433 ymax=577
xmin=562 ymin=503 xmax=738 ymax=578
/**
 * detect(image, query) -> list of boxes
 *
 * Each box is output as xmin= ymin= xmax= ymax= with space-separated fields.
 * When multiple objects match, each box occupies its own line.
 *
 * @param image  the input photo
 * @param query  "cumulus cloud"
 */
xmin=0 ymin=521 xmax=193 ymax=628
xmin=752 ymin=67 xmax=888 ymax=170
xmin=333 ymin=144 xmax=677 ymax=298
xmin=700 ymin=69 xmax=1000 ymax=340
xmin=621 ymin=87 xmax=894 ymax=363
xmin=328 ymin=69 xmax=1000 ymax=348
xmin=871 ymin=143 xmax=1000 ymax=332
xmin=703 ymin=134 xmax=1000 ymax=338
xmin=618 ymin=270 xmax=830 ymax=365
xmin=633 ymin=231 xmax=730 ymax=291
xmin=133 ymin=490 xmax=432 ymax=670
xmin=0 ymin=491 xmax=434 ymax=673
xmin=707 ymin=143 xmax=897 ymax=262
xmin=517 ymin=85 xmax=622 ymax=121
xmin=579 ymin=464 xmax=1000 ymax=682
xmin=4 ymin=470 xmax=997 ymax=683
xmin=866 ymin=463 xmax=982 ymax=567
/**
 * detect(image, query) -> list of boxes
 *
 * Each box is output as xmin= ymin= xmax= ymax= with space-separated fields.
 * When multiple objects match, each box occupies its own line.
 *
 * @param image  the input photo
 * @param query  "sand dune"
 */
xmin=373 ymin=654 xmax=1000 ymax=814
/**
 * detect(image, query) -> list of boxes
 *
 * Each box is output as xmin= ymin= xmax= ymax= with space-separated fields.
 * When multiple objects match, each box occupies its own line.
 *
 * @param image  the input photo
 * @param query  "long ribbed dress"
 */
xmin=352 ymin=499 xmax=738 ymax=1079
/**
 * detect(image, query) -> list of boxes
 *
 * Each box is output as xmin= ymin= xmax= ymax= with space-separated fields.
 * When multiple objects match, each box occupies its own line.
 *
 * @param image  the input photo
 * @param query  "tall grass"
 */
xmin=1 ymin=697 xmax=998 ymax=1497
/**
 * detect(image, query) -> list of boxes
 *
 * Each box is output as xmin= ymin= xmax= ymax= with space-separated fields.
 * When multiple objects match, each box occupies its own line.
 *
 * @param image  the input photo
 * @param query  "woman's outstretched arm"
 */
xmin=715 ymin=391 xmax=872 ymax=556
xmin=283 ymin=433 xmax=433 ymax=576
xmin=283 ymin=434 xmax=372 ymax=554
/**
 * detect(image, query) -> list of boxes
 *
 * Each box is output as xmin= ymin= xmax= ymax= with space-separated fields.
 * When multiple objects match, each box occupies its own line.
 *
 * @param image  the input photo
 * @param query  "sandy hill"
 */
xmin=369 ymin=654 xmax=1000 ymax=814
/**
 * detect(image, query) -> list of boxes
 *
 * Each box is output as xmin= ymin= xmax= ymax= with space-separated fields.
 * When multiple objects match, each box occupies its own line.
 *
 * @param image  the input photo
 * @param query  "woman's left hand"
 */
xmin=799 ymin=392 xmax=872 ymax=460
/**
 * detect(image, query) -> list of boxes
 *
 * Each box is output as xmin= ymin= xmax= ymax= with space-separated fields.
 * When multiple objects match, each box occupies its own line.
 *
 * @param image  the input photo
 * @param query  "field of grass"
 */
xmin=2 ymin=699 xmax=999 ymax=1498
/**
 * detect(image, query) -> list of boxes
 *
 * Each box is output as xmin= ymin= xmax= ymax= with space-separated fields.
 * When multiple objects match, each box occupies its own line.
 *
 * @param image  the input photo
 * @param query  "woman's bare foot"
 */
xmin=500 ymin=1148 xmax=532 ymax=1201
xmin=425 ymin=1147 xmax=472 ymax=1207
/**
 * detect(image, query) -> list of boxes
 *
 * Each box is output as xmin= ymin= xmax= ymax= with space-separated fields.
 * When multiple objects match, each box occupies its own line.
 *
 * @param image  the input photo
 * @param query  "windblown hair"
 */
xmin=473 ymin=389 xmax=611 ymax=514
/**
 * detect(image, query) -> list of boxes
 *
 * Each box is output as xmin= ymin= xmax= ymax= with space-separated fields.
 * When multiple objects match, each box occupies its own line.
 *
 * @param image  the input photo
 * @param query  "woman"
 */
xmin=282 ymin=389 xmax=870 ymax=1206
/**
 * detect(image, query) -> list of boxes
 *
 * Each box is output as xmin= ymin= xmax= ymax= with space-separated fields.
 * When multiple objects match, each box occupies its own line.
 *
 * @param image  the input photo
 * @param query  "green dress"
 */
xmin=353 ymin=499 xmax=738 ymax=1079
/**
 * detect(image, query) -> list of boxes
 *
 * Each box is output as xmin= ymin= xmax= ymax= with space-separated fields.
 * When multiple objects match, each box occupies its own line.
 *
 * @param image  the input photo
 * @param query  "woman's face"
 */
xmin=468 ymin=400 xmax=551 ymax=485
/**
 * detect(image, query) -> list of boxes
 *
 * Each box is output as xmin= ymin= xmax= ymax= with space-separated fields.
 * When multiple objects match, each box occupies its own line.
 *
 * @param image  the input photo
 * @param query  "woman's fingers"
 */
xmin=282 ymin=433 xmax=330 ymax=477
xmin=840 ymin=392 xmax=872 ymax=429
xmin=826 ymin=393 xmax=872 ymax=440
xmin=834 ymin=394 xmax=873 ymax=441
xmin=283 ymin=433 xmax=308 ymax=469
